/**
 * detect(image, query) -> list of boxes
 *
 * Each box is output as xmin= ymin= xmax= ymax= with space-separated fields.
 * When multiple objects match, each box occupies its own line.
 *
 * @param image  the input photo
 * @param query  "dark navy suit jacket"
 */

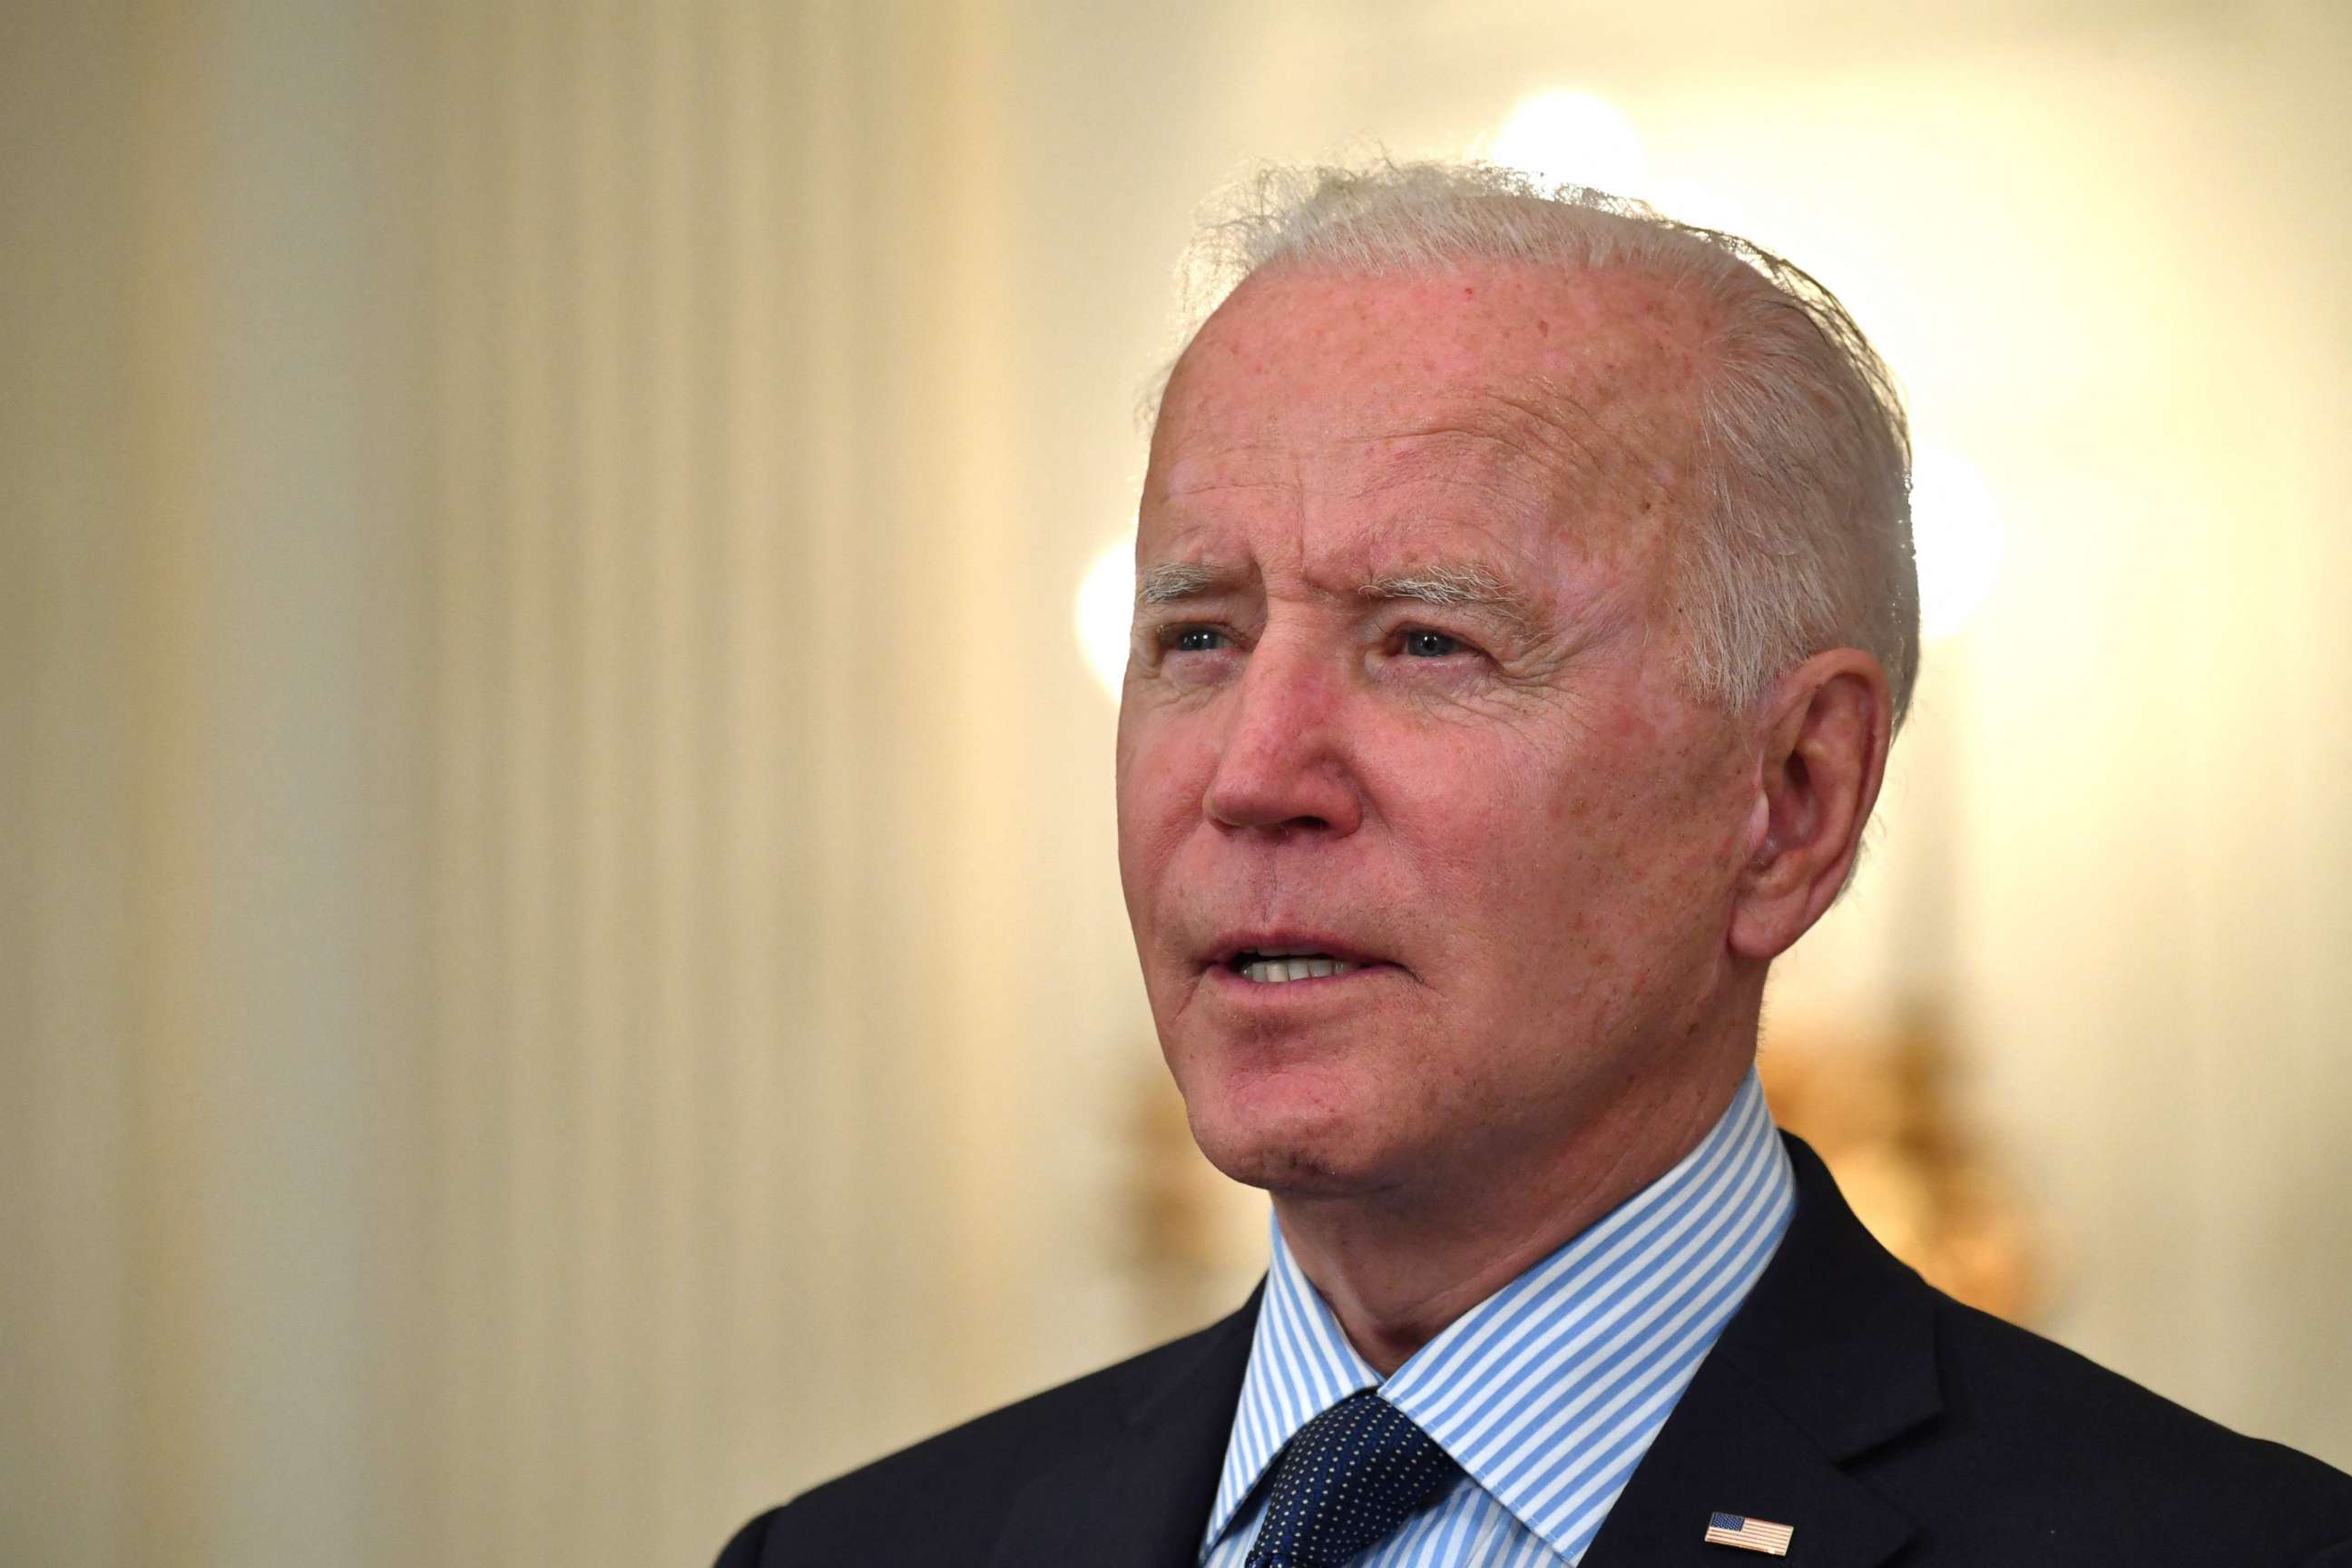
xmin=717 ymin=1137 xmax=2352 ymax=1567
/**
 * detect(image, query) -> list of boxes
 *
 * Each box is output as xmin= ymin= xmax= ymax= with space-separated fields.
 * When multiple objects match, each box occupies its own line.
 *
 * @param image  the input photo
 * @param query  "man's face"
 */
xmin=1115 ymin=260 xmax=1765 ymax=1203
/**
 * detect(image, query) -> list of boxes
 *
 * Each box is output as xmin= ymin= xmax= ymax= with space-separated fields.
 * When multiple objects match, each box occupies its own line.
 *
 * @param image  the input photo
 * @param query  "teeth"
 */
xmin=1239 ymin=956 xmax=1359 ymax=984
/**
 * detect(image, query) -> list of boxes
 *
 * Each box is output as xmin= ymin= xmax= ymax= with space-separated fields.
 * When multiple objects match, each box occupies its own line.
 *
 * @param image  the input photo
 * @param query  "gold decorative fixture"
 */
xmin=1759 ymin=1004 xmax=2039 ymax=1323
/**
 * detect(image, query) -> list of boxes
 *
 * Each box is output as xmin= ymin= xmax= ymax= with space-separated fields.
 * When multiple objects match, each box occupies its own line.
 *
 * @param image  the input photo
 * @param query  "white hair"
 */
xmin=1157 ymin=160 xmax=1920 ymax=729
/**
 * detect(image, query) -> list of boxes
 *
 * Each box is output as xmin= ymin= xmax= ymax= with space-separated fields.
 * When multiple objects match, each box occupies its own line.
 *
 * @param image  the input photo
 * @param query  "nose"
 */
xmin=1201 ymin=632 xmax=1363 ymax=838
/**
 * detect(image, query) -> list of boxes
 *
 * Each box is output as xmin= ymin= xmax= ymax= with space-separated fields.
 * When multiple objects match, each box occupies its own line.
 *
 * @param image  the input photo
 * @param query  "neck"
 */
xmin=1272 ymin=1049 xmax=1751 ymax=1376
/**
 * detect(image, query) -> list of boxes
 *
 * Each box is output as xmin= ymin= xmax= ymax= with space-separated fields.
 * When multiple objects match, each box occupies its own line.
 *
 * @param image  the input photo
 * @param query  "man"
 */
xmin=719 ymin=162 xmax=2352 ymax=1566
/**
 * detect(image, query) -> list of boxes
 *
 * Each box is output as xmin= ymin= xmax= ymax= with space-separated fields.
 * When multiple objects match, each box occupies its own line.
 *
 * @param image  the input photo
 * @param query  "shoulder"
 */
xmin=1731 ymin=1136 xmax=2352 ymax=1564
xmin=720 ymin=1355 xmax=1126 ymax=1567
xmin=711 ymin=1299 xmax=1257 ymax=1568
xmin=1903 ymin=1292 xmax=2352 ymax=1554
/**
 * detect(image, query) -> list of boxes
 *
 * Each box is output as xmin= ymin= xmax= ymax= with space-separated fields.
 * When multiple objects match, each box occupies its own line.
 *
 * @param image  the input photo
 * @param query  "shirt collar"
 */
xmin=1201 ymin=1069 xmax=1796 ymax=1563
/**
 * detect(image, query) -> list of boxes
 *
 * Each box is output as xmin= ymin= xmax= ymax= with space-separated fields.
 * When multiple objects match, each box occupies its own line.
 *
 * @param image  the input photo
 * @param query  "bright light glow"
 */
xmin=1643 ymin=178 xmax=1758 ymax=238
xmin=1075 ymin=536 xmax=1135 ymax=703
xmin=1490 ymin=90 xmax=1647 ymax=197
xmin=1911 ymin=448 xmax=2003 ymax=640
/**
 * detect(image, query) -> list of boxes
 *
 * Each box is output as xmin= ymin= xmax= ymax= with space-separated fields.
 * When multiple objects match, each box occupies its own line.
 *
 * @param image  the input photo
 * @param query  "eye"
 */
xmin=1167 ymin=626 xmax=1230 ymax=653
xmin=1400 ymin=629 xmax=1465 ymax=658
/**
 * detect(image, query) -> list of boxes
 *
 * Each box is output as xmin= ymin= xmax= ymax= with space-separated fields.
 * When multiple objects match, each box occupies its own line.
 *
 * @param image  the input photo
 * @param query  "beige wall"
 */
xmin=4 ymin=3 xmax=2347 ymax=1565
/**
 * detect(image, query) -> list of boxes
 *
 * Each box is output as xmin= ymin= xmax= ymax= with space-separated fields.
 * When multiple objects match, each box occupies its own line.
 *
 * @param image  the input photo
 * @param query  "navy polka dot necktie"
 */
xmin=1243 ymin=1389 xmax=1464 ymax=1568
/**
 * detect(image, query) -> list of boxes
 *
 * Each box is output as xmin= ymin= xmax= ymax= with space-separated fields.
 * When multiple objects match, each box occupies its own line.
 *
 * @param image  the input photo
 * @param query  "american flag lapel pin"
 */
xmin=1703 ymin=1512 xmax=1795 ymax=1556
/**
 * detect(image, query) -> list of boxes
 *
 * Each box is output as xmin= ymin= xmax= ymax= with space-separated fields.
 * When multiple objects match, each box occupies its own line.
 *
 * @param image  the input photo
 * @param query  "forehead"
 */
xmin=1145 ymin=261 xmax=1716 ymax=569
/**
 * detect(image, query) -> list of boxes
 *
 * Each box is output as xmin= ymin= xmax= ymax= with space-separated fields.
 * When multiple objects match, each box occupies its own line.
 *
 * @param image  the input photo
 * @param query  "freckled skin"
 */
xmin=1113 ymin=259 xmax=1879 ymax=1369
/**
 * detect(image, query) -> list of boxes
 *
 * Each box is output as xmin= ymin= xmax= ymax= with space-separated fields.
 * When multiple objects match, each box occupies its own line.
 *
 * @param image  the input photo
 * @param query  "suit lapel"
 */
xmin=987 ymin=1286 xmax=1261 ymax=1568
xmin=1584 ymin=1135 xmax=1940 ymax=1568
xmin=1578 ymin=1356 xmax=1916 ymax=1568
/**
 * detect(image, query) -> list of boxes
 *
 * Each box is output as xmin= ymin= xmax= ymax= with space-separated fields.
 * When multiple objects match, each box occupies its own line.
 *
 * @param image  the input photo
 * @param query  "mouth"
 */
xmin=1206 ymin=935 xmax=1398 ymax=986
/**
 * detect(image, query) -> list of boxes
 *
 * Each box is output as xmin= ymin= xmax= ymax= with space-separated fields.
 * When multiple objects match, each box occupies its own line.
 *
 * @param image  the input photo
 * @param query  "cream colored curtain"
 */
xmin=5 ymin=3 xmax=1158 ymax=1563
xmin=5 ymin=5 xmax=2349 ymax=1568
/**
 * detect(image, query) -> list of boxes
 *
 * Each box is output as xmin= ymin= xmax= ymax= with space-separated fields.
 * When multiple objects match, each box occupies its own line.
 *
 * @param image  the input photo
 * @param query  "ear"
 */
xmin=1728 ymin=649 xmax=1895 ymax=962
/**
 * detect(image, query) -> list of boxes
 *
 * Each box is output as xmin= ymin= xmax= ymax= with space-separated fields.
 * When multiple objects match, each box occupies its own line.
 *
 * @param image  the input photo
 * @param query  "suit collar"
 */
xmin=1711 ymin=1136 xmax=1943 ymax=1462
xmin=1582 ymin=1133 xmax=1941 ymax=1568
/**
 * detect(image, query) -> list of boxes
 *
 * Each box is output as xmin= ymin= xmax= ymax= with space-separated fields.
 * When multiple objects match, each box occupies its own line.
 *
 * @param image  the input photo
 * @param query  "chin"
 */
xmin=1194 ymin=1130 xmax=1359 ymax=1195
xmin=1179 ymin=1074 xmax=1399 ymax=1198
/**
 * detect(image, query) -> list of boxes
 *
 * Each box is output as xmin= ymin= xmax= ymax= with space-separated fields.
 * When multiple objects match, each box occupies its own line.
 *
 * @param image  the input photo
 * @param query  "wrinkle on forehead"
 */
xmin=1344 ymin=378 xmax=1692 ymax=527
xmin=1171 ymin=257 xmax=1720 ymax=407
xmin=1153 ymin=393 xmax=1692 ymax=566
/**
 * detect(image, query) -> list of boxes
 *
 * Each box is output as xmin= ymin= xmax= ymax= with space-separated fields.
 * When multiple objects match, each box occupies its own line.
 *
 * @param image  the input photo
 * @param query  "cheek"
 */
xmin=1457 ymin=730 xmax=1738 ymax=966
xmin=1544 ymin=752 xmax=1748 ymax=966
xmin=1114 ymin=713 xmax=1215 ymax=903
xmin=1370 ymin=736 xmax=1606 ymax=963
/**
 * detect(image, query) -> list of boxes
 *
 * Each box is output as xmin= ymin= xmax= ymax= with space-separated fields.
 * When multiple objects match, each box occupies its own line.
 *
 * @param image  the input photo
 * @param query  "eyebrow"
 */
xmin=1137 ymin=557 xmax=1543 ymax=638
xmin=1359 ymin=564 xmax=1543 ymax=639
xmin=1135 ymin=561 xmax=1237 ymax=606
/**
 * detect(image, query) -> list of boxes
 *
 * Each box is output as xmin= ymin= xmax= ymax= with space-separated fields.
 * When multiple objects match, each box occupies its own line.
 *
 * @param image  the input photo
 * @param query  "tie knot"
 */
xmin=1243 ymin=1390 xmax=1463 ymax=1568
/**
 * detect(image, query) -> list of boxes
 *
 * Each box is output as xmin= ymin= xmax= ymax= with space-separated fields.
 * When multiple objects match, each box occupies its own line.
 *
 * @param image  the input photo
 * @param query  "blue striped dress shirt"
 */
xmin=1200 ymin=1069 xmax=1795 ymax=1567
